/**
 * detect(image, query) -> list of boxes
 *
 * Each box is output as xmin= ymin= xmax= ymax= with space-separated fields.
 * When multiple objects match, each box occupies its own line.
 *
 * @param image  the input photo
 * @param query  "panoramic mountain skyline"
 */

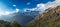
xmin=1 ymin=0 xmax=60 ymax=27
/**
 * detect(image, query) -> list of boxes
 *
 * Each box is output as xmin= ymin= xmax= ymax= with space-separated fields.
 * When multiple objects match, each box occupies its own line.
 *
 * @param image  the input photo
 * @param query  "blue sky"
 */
xmin=1 ymin=0 xmax=60 ymax=15
xmin=0 ymin=0 xmax=54 ymax=10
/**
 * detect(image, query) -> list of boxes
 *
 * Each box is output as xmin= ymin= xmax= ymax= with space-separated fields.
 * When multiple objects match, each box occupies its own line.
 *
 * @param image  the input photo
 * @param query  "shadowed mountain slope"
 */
xmin=26 ymin=6 xmax=60 ymax=27
xmin=14 ymin=11 xmax=39 ymax=26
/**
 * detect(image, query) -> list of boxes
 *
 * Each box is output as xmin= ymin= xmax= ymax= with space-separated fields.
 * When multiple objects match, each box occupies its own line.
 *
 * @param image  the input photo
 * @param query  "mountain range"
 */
xmin=14 ymin=10 xmax=39 ymax=26
xmin=0 ymin=10 xmax=39 ymax=26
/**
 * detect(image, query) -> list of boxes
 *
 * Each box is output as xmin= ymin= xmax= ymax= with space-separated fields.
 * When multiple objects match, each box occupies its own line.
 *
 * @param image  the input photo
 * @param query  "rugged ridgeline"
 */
xmin=26 ymin=6 xmax=60 ymax=27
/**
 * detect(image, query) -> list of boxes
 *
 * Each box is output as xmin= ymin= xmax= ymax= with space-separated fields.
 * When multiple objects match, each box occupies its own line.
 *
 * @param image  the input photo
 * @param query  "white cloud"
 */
xmin=0 ymin=8 xmax=20 ymax=16
xmin=37 ymin=0 xmax=60 ymax=11
xmin=24 ymin=0 xmax=60 ymax=12
xmin=16 ymin=8 xmax=19 ymax=12
xmin=13 ymin=4 xmax=16 ymax=7
xmin=27 ymin=2 xmax=31 ymax=5
xmin=23 ymin=8 xmax=37 ymax=12
xmin=5 ymin=12 xmax=10 ymax=15
xmin=0 ymin=11 xmax=11 ymax=16
xmin=37 ymin=3 xmax=46 ymax=11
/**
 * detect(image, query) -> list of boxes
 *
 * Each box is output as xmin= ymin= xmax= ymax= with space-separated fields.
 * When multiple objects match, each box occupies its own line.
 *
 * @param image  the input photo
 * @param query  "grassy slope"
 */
xmin=26 ymin=6 xmax=60 ymax=27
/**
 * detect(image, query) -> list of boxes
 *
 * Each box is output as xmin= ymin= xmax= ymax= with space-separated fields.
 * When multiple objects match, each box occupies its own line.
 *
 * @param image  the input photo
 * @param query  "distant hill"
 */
xmin=26 ymin=6 xmax=60 ymax=27
xmin=0 ymin=20 xmax=21 ymax=27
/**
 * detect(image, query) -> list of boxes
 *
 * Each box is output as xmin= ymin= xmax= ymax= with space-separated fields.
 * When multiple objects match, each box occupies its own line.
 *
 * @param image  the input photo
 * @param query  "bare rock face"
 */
xmin=26 ymin=6 xmax=60 ymax=27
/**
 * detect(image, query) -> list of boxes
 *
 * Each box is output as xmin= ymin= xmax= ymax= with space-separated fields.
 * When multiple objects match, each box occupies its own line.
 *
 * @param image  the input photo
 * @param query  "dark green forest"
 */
xmin=0 ymin=20 xmax=21 ymax=27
